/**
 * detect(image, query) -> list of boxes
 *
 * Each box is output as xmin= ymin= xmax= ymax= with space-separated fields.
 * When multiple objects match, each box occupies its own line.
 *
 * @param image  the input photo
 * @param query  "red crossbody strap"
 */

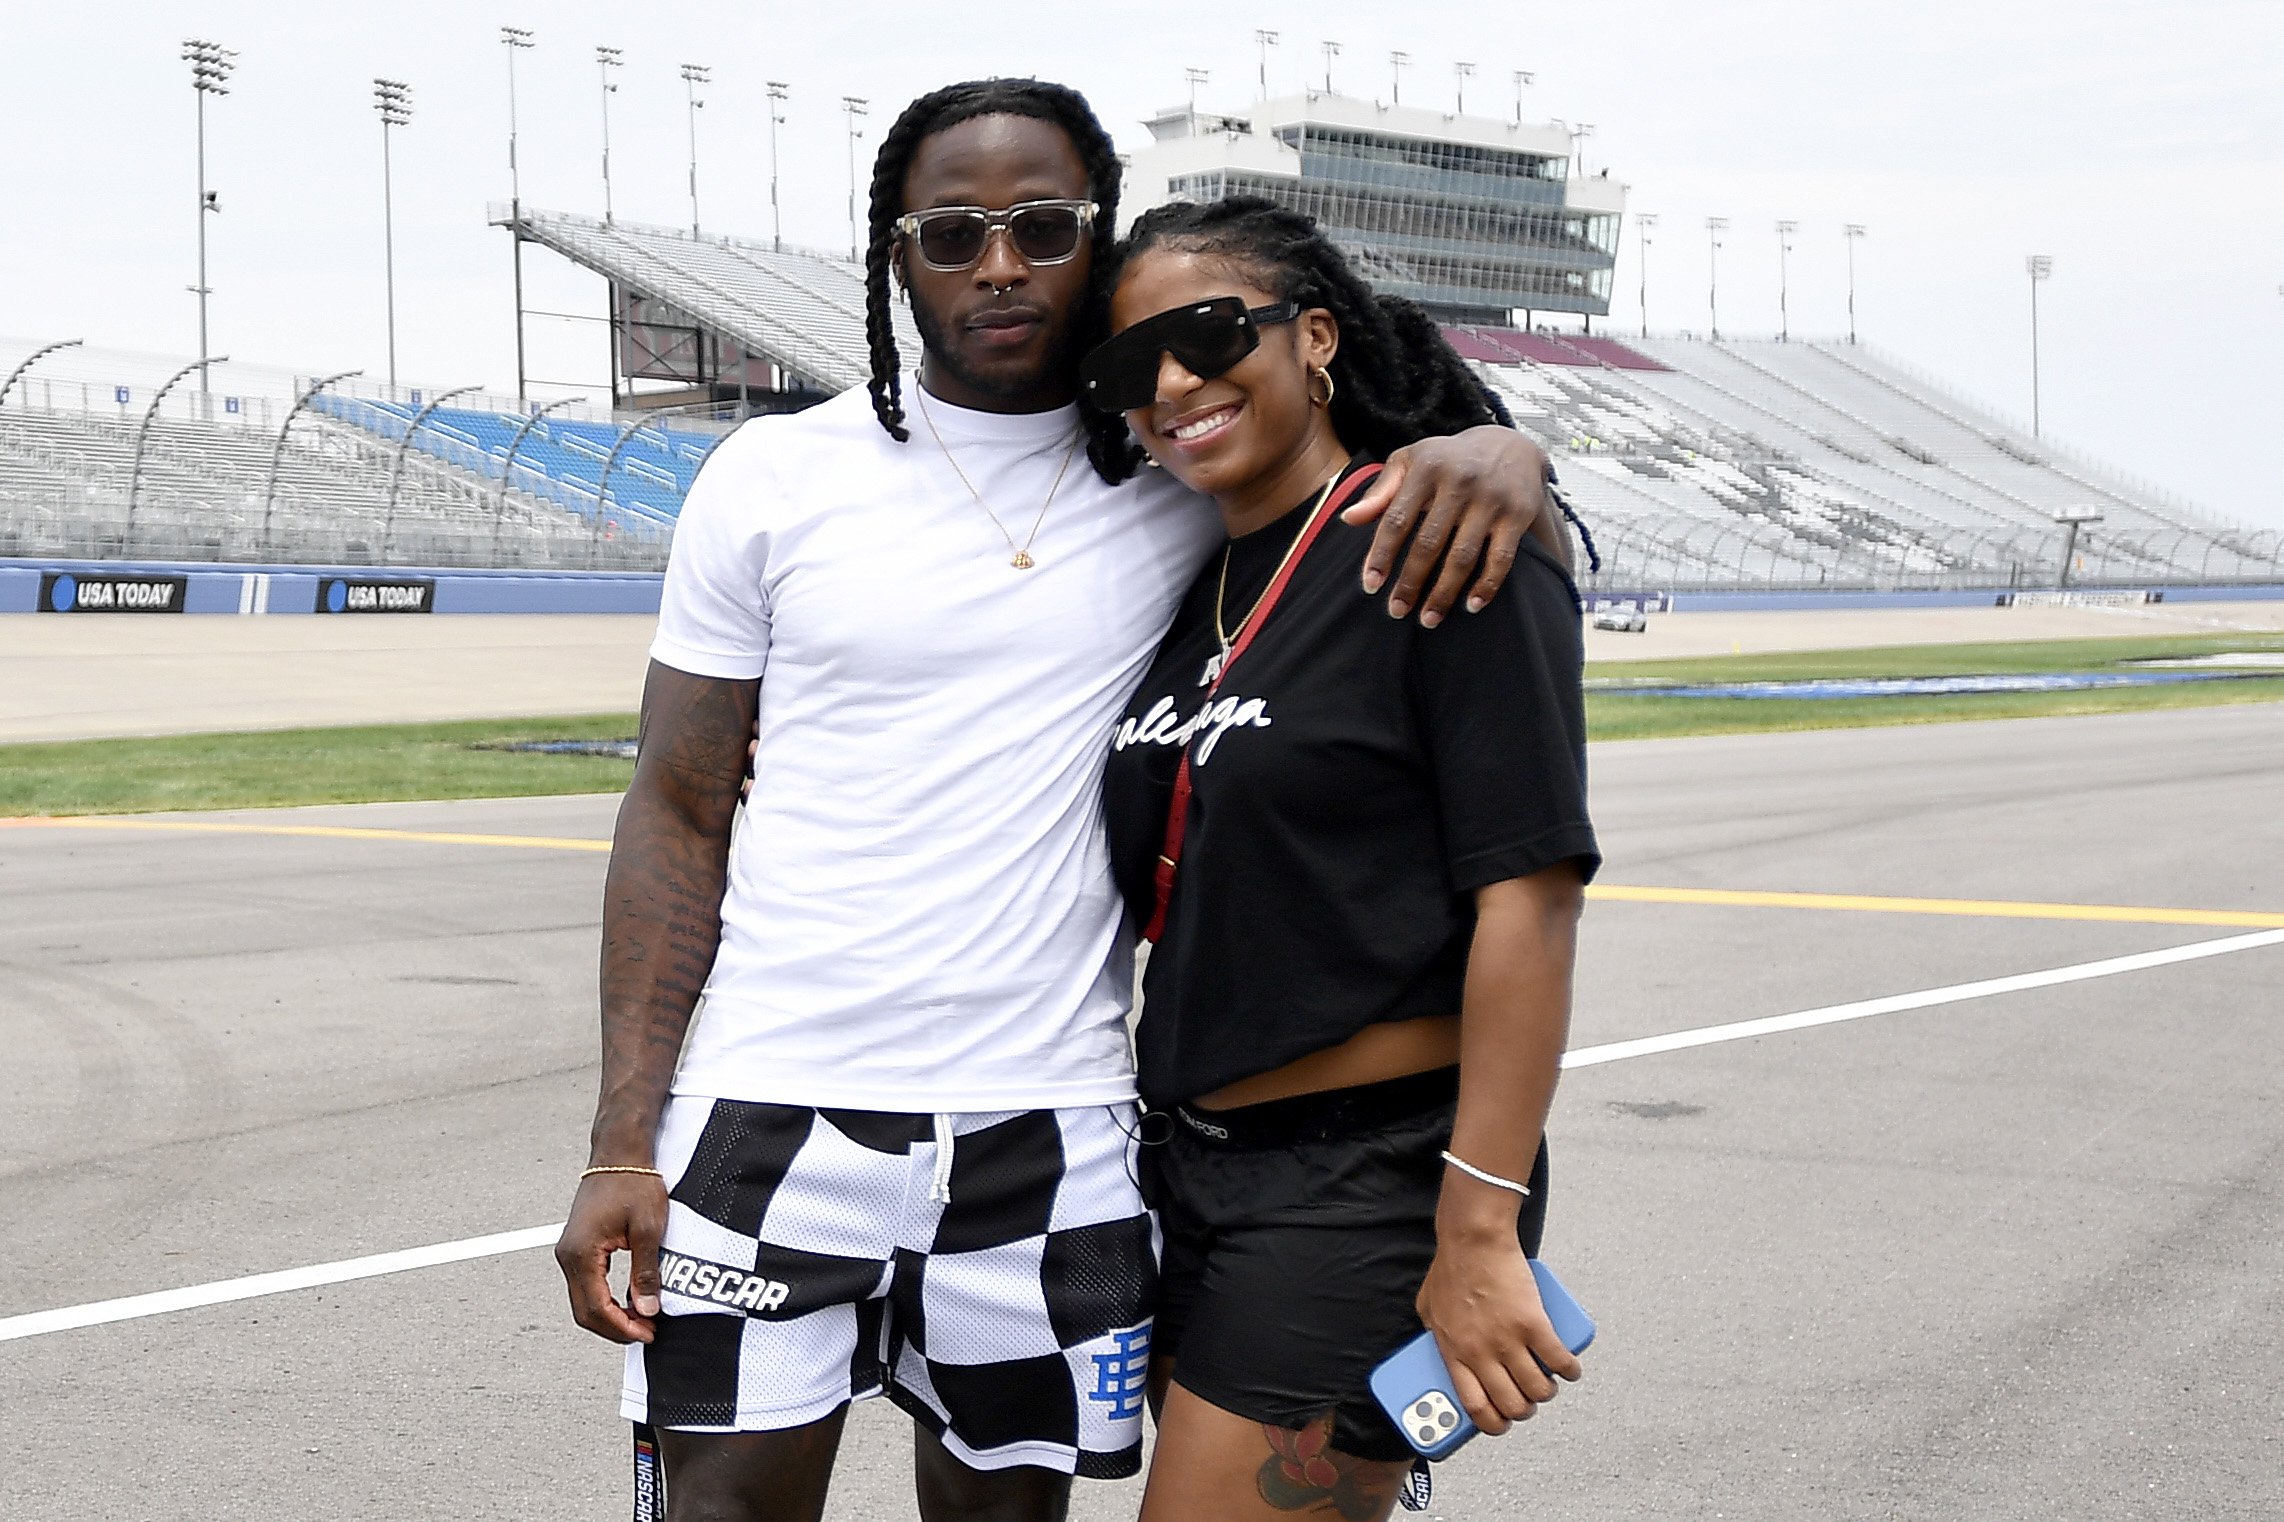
xmin=1144 ymin=463 xmax=1384 ymax=944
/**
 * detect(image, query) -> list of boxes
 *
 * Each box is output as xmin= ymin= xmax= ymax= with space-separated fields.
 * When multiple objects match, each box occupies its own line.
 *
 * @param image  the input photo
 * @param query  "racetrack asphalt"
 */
xmin=2 ymin=700 xmax=2279 ymax=1519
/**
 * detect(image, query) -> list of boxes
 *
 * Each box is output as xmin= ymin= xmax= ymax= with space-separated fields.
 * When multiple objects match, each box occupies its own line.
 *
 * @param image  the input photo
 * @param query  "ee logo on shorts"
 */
xmin=1088 ymin=1327 xmax=1151 ymax=1421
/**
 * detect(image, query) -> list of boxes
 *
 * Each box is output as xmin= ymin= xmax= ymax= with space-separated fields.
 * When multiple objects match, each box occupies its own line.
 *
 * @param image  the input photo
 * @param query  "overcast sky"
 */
xmin=6 ymin=1 xmax=2280 ymax=528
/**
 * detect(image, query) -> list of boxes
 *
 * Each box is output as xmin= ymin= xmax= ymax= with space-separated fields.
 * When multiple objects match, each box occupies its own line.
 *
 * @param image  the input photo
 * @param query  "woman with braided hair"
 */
xmin=1096 ymin=198 xmax=1599 ymax=1520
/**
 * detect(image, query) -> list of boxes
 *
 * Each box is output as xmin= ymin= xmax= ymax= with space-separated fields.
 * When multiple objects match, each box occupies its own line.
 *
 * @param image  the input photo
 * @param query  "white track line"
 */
xmin=6 ymin=928 xmax=2281 ymax=1347
xmin=0 ymin=1225 xmax=560 ymax=1345
xmin=1560 ymin=927 xmax=2284 ymax=1069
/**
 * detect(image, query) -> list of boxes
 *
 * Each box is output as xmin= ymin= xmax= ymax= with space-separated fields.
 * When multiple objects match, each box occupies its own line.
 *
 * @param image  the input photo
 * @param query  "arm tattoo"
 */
xmin=1256 ymin=1416 xmax=1408 ymax=1520
xmin=590 ymin=662 xmax=759 ymax=1163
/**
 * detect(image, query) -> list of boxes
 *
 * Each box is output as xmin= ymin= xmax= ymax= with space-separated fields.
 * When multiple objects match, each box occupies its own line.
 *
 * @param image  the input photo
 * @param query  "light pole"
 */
xmin=2027 ymin=254 xmax=2053 ymax=437
xmin=1512 ymin=70 xmax=1534 ymax=125
xmin=1255 ymin=30 xmax=1279 ymax=98
xmin=373 ymin=79 xmax=413 ymax=392
xmin=766 ymin=82 xmax=790 ymax=251
xmin=596 ymin=46 xmax=622 ymax=223
xmin=502 ymin=29 xmax=532 ymax=205
xmin=182 ymin=39 xmax=234 ymax=407
xmin=1706 ymin=217 xmax=1728 ymax=339
xmin=502 ymin=26 xmax=535 ymax=403
xmin=680 ymin=63 xmax=709 ymax=234
xmin=843 ymin=97 xmax=869 ymax=261
xmin=1321 ymin=40 xmax=1341 ymax=94
xmin=1454 ymin=62 xmax=1475 ymax=117
xmin=1389 ymin=51 xmax=1408 ymax=106
xmin=1636 ymin=214 xmax=1656 ymax=338
xmin=1185 ymin=67 xmax=1210 ymax=126
xmin=1843 ymin=224 xmax=1866 ymax=344
xmin=1775 ymin=220 xmax=1798 ymax=342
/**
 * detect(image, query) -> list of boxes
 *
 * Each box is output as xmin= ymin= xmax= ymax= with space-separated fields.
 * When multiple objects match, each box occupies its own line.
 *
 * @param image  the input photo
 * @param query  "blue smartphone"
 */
xmin=1368 ymin=1260 xmax=1596 ymax=1461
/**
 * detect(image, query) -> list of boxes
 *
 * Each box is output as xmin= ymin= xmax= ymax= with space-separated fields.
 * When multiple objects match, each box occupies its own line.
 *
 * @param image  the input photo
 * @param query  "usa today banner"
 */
xmin=315 ymin=577 xmax=436 ymax=614
xmin=38 ymin=571 xmax=188 ymax=614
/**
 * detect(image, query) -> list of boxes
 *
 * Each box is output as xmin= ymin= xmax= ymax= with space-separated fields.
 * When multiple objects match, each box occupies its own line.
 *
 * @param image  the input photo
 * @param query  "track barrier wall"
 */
xmin=0 ymin=559 xmax=664 ymax=615
xmin=4 ymin=560 xmax=2280 ymax=617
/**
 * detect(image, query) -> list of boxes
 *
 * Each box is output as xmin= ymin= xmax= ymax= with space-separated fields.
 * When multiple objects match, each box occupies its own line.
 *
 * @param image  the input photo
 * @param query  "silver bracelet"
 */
xmin=1441 ymin=1149 xmax=1532 ymax=1198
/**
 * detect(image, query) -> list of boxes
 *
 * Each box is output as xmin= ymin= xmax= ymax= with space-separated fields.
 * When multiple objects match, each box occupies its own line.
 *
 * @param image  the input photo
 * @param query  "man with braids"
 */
xmin=1095 ymin=197 xmax=1598 ymax=1521
xmin=554 ymin=79 xmax=1564 ymax=1522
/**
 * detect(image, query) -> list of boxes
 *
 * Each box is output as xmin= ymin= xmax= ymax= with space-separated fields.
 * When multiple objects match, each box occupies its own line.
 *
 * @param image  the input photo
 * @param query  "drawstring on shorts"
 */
xmin=928 ymin=1113 xmax=956 ymax=1204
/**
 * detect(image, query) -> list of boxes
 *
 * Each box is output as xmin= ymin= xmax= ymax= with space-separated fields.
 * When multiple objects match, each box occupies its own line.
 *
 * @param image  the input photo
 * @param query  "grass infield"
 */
xmin=1588 ymin=631 xmax=2284 ymax=742
xmin=0 ymin=714 xmax=642 ymax=819
xmin=3 ymin=633 xmax=2280 ymax=817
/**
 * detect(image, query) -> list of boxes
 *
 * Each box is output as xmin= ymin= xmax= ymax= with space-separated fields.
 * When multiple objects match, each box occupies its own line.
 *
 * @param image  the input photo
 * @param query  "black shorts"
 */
xmin=1143 ymin=1066 xmax=1547 ymax=1463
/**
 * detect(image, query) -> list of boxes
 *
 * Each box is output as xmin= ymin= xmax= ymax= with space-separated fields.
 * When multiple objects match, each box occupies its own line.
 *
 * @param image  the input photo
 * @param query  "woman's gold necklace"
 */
xmin=915 ymin=387 xmax=1082 ymax=570
xmin=1205 ymin=474 xmax=1339 ymax=686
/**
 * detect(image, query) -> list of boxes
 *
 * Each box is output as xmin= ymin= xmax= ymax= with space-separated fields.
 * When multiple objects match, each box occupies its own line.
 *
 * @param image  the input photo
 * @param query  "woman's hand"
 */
xmin=1415 ymin=1181 xmax=1583 ymax=1435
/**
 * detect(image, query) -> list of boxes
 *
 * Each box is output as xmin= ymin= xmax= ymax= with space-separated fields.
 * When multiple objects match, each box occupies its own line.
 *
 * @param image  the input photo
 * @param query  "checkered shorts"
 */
xmin=621 ymin=1096 xmax=1157 ymax=1479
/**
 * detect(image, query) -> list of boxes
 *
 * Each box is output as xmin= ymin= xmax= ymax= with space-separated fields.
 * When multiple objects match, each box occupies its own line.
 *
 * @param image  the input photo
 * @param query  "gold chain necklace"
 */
xmin=915 ymin=387 xmax=1082 ymax=570
xmin=1206 ymin=474 xmax=1340 ymax=686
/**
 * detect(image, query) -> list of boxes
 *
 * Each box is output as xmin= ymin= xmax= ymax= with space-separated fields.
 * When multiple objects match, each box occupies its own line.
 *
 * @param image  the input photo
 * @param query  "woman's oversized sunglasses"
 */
xmin=1079 ymin=297 xmax=1302 ymax=413
xmin=894 ymin=199 xmax=1098 ymax=272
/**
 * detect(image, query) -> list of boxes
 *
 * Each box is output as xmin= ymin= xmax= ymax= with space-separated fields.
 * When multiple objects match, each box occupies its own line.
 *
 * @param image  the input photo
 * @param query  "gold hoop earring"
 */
xmin=1309 ymin=366 xmax=1336 ymax=408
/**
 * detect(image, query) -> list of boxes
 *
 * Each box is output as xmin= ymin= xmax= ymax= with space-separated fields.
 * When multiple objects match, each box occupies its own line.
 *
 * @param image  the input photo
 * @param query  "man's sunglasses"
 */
xmin=1079 ymin=297 xmax=1302 ymax=413
xmin=894 ymin=198 xmax=1098 ymax=272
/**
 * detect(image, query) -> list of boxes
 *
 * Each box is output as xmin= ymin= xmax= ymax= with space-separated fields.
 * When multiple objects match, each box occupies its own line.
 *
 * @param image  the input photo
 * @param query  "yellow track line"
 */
xmin=1586 ymin=883 xmax=2284 ymax=930
xmin=8 ymin=816 xmax=2281 ymax=928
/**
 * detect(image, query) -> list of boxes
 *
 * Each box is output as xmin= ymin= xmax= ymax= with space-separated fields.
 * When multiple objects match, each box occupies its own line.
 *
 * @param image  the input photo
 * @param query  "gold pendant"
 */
xmin=1011 ymin=551 xmax=1036 ymax=570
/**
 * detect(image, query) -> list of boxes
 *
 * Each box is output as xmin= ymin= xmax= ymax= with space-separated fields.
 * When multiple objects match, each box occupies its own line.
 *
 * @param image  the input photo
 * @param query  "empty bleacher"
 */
xmin=9 ymin=215 xmax=2274 ymax=588
xmin=309 ymin=394 xmax=725 ymax=535
xmin=0 ymin=346 xmax=670 ymax=569
xmin=1445 ymin=329 xmax=2277 ymax=588
xmin=506 ymin=208 xmax=919 ymax=396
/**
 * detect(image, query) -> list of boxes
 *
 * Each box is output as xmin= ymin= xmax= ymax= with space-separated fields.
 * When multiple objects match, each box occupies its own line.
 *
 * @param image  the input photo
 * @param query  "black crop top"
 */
xmin=1102 ymin=462 xmax=1599 ymax=1109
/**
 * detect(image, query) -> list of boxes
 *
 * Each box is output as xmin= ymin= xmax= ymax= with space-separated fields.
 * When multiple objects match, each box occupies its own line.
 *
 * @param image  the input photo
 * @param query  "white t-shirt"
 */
xmin=649 ymin=384 xmax=1217 ymax=1111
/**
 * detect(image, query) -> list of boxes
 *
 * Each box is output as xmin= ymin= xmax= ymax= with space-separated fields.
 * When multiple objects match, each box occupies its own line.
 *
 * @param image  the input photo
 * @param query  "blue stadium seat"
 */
xmin=309 ymin=393 xmax=719 ymax=530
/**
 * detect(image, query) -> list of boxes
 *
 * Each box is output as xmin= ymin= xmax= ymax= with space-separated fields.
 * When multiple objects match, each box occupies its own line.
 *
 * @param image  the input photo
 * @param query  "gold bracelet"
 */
xmin=580 ymin=1165 xmax=664 ymax=1180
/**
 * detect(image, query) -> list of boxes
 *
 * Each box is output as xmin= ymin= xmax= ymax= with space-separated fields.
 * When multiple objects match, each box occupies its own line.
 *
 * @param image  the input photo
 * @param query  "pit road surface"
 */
xmin=2 ymin=701 xmax=2280 ymax=1518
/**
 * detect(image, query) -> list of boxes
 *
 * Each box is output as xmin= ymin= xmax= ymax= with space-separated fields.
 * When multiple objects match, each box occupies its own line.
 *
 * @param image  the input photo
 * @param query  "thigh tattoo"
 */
xmin=1256 ymin=1416 xmax=1408 ymax=1521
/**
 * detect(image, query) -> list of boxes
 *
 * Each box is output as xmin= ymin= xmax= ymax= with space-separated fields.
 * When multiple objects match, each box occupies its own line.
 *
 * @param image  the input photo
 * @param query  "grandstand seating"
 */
xmin=308 ymin=394 xmax=723 ymax=533
xmin=0 ymin=361 xmax=664 ymax=569
xmin=1445 ymin=331 xmax=2277 ymax=588
xmin=9 ymin=210 xmax=2274 ymax=587
xmin=500 ymin=203 xmax=2277 ymax=589
xmin=507 ymin=209 xmax=920 ymax=396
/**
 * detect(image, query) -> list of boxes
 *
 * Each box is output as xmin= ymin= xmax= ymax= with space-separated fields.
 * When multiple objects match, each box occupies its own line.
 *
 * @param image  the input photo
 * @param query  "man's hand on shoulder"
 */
xmin=1343 ymin=427 xmax=1563 ymax=626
